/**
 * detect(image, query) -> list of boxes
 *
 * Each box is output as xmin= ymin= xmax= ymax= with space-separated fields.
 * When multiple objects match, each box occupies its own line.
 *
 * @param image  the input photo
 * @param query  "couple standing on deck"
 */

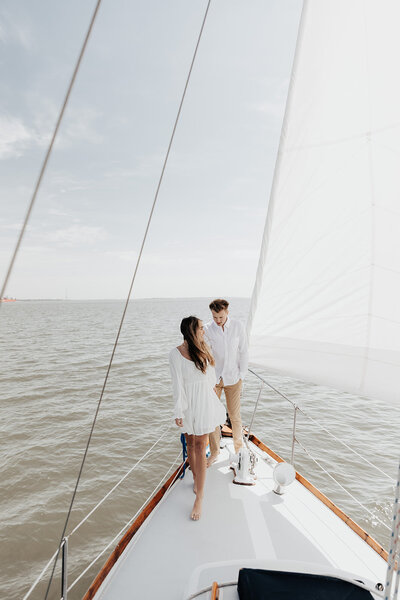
xmin=169 ymin=299 xmax=248 ymax=521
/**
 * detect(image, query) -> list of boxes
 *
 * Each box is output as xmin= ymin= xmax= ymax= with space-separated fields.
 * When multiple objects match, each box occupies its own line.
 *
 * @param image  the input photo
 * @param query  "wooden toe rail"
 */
xmin=83 ymin=460 xmax=186 ymax=600
xmin=211 ymin=581 xmax=219 ymax=599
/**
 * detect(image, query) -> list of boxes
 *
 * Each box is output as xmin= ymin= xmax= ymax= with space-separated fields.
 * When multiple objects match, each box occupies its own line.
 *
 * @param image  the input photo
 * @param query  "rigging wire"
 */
xmin=296 ymin=406 xmax=396 ymax=483
xmin=295 ymin=438 xmax=391 ymax=532
xmin=43 ymin=1 xmax=212 ymax=597
xmin=68 ymin=422 xmax=174 ymax=538
xmin=22 ymin=548 xmax=60 ymax=600
xmin=22 ymin=421 xmax=174 ymax=600
xmin=0 ymin=0 xmax=103 ymax=305
xmin=67 ymin=451 xmax=183 ymax=593
xmin=249 ymin=368 xmax=395 ymax=483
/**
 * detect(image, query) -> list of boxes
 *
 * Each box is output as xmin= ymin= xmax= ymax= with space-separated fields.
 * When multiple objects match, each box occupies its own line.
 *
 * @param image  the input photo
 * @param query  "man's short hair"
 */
xmin=209 ymin=298 xmax=229 ymax=312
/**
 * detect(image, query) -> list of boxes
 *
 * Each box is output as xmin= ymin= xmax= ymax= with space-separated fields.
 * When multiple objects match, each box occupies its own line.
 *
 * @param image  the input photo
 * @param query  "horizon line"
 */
xmin=6 ymin=296 xmax=251 ymax=301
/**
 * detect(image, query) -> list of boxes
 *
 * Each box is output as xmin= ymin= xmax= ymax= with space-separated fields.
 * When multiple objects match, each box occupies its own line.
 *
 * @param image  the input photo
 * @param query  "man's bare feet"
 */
xmin=207 ymin=453 xmax=219 ymax=468
xmin=191 ymin=496 xmax=203 ymax=521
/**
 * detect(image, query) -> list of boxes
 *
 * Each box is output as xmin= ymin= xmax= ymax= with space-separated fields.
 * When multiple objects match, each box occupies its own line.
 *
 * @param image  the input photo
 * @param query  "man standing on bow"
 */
xmin=204 ymin=298 xmax=248 ymax=465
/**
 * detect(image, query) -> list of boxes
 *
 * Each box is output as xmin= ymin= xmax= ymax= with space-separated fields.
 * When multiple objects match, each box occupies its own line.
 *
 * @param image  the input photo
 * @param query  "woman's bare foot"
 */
xmin=191 ymin=495 xmax=203 ymax=521
xmin=207 ymin=453 xmax=219 ymax=468
xmin=193 ymin=477 xmax=197 ymax=494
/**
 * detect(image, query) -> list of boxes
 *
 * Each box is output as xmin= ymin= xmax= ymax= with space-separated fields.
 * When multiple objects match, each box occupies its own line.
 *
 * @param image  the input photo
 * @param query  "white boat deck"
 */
xmin=94 ymin=439 xmax=386 ymax=599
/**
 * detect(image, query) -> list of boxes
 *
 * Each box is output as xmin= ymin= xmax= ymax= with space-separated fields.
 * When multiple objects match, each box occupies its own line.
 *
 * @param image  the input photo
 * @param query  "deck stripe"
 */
xmin=84 ymin=432 xmax=388 ymax=599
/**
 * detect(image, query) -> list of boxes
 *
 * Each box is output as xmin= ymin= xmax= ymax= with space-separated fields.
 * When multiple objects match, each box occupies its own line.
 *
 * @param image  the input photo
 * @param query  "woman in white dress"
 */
xmin=169 ymin=316 xmax=226 ymax=521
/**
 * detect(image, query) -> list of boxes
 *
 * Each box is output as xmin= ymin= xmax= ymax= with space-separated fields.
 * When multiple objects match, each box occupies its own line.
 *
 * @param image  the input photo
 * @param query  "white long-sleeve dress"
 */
xmin=169 ymin=347 xmax=226 ymax=436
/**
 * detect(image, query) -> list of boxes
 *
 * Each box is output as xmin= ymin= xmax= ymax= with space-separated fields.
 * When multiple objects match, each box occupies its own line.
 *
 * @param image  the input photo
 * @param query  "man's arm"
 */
xmin=238 ymin=322 xmax=248 ymax=380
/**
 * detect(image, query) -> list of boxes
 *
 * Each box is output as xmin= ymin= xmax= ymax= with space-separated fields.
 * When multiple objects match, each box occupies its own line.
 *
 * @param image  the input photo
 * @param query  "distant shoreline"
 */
xmin=5 ymin=296 xmax=250 ymax=302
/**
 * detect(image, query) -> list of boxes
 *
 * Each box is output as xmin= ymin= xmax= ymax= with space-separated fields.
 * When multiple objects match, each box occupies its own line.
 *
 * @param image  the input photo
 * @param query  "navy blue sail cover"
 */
xmin=237 ymin=568 xmax=375 ymax=599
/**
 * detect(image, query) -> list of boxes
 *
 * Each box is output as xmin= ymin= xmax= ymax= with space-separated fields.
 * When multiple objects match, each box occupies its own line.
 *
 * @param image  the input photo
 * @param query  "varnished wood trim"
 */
xmin=221 ymin=424 xmax=233 ymax=437
xmin=211 ymin=581 xmax=219 ymax=599
xmin=84 ymin=432 xmax=388 ymax=599
xmin=249 ymin=434 xmax=388 ymax=562
xmin=83 ymin=461 xmax=186 ymax=600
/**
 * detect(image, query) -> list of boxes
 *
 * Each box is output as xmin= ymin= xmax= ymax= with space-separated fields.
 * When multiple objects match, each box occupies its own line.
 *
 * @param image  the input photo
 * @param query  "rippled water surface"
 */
xmin=1 ymin=298 xmax=399 ymax=599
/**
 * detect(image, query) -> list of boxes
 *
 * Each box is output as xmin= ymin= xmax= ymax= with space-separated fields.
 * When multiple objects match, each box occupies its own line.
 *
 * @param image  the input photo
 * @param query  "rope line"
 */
xmin=44 ymin=3 xmax=211 ymax=597
xmin=179 ymin=433 xmax=188 ymax=479
xmin=186 ymin=581 xmax=237 ymax=600
xmin=0 ymin=1 xmax=103 ymax=305
xmin=295 ymin=438 xmax=391 ymax=532
xmin=67 ymin=452 xmax=182 ymax=593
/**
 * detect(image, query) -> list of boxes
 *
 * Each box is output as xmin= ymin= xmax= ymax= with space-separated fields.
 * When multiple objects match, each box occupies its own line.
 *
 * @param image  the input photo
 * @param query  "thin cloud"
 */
xmin=0 ymin=115 xmax=34 ymax=159
xmin=105 ymin=249 xmax=203 ymax=268
xmin=250 ymin=100 xmax=285 ymax=120
xmin=143 ymin=254 xmax=203 ymax=267
xmin=104 ymin=153 xmax=163 ymax=180
xmin=61 ymin=106 xmax=103 ymax=145
xmin=48 ymin=208 xmax=70 ymax=217
xmin=32 ymin=101 xmax=104 ymax=148
xmin=43 ymin=172 xmax=98 ymax=197
xmin=106 ymin=250 xmax=138 ymax=263
xmin=0 ymin=103 xmax=104 ymax=161
xmin=0 ymin=9 xmax=33 ymax=50
xmin=0 ymin=22 xmax=6 ymax=43
xmin=0 ymin=222 xmax=25 ymax=232
xmin=46 ymin=225 xmax=108 ymax=247
xmin=249 ymin=76 xmax=289 ymax=119
xmin=231 ymin=205 xmax=265 ymax=216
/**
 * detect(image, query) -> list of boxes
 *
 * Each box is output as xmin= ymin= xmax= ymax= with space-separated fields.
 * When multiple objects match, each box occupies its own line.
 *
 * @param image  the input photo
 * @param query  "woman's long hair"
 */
xmin=180 ymin=316 xmax=215 ymax=373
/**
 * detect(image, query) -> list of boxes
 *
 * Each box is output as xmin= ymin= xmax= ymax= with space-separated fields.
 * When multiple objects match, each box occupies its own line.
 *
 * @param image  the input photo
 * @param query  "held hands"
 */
xmin=175 ymin=418 xmax=183 ymax=427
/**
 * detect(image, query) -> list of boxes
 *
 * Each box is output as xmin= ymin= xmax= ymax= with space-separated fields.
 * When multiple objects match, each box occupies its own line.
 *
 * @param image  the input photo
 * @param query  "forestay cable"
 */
xmin=43 ymin=2 xmax=212 ymax=597
xmin=0 ymin=1 xmax=103 ymax=305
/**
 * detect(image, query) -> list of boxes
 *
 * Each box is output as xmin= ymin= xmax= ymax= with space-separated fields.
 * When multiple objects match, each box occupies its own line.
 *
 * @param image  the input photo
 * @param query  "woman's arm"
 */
xmin=169 ymin=349 xmax=188 ymax=423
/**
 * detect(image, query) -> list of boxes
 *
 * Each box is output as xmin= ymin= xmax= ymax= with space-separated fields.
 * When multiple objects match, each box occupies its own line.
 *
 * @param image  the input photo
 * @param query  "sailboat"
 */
xmin=9 ymin=0 xmax=400 ymax=599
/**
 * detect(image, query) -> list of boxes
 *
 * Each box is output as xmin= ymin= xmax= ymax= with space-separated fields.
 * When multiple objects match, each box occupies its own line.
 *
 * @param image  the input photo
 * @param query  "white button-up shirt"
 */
xmin=204 ymin=317 xmax=248 ymax=386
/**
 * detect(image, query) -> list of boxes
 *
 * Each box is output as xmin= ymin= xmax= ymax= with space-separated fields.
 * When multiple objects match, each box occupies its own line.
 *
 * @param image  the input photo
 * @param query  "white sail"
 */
xmin=248 ymin=0 xmax=400 ymax=405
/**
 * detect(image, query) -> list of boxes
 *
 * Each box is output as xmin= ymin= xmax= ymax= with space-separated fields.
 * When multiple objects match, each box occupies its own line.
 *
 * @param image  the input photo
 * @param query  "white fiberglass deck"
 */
xmin=94 ymin=439 xmax=386 ymax=599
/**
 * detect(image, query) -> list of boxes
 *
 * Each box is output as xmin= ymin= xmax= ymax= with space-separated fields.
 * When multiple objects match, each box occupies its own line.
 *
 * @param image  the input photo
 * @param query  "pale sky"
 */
xmin=0 ymin=0 xmax=302 ymax=299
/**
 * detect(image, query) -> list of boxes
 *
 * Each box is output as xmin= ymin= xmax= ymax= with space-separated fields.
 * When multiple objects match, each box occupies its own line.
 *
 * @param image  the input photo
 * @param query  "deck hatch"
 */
xmin=237 ymin=568 xmax=374 ymax=599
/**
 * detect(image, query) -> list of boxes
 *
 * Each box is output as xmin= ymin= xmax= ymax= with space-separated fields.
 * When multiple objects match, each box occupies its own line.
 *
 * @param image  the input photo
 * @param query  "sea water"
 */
xmin=1 ymin=298 xmax=398 ymax=599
